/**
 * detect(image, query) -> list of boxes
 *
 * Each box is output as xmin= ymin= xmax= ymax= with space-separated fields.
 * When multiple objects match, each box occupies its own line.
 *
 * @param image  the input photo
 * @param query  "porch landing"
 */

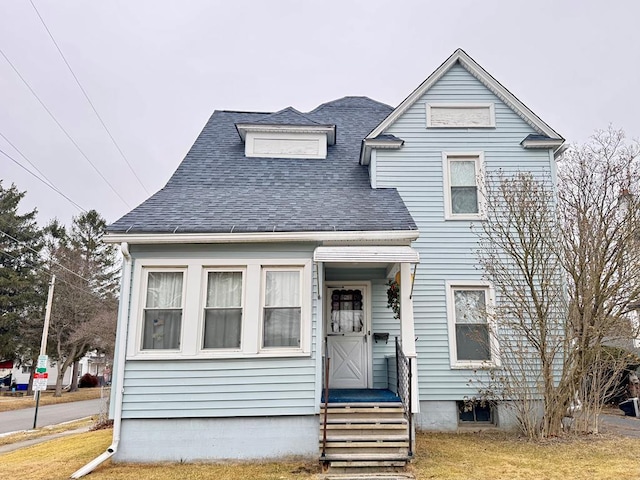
xmin=321 ymin=389 xmax=401 ymax=403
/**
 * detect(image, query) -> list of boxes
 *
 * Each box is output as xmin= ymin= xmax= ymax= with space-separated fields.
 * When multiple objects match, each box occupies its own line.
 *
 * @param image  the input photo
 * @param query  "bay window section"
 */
xmin=142 ymin=271 xmax=184 ymax=350
xmin=262 ymin=269 xmax=302 ymax=348
xmin=203 ymin=271 xmax=243 ymax=349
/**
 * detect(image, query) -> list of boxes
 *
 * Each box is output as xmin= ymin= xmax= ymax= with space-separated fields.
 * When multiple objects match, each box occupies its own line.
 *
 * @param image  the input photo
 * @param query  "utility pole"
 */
xmin=33 ymin=274 xmax=55 ymax=429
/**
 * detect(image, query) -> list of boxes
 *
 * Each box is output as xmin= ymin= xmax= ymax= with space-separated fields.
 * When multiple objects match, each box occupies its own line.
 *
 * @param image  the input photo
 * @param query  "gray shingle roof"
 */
xmin=253 ymin=107 xmax=322 ymax=126
xmin=108 ymin=96 xmax=417 ymax=235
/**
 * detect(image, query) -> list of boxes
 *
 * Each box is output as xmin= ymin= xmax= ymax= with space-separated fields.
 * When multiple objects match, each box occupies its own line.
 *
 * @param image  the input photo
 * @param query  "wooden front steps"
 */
xmin=319 ymin=402 xmax=411 ymax=470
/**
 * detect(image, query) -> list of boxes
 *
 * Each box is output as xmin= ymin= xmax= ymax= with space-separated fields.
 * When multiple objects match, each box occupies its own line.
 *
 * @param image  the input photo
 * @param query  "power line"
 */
xmin=0 ymin=246 xmax=116 ymax=308
xmin=0 ymin=130 xmax=52 ymax=189
xmin=28 ymin=0 xmax=151 ymax=196
xmin=0 ymin=136 xmax=87 ymax=213
xmin=0 ymin=47 xmax=132 ymax=208
xmin=0 ymin=228 xmax=93 ymax=284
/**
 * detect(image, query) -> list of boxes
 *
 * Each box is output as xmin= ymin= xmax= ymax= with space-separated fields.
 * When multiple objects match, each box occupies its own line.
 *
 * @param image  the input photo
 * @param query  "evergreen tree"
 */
xmin=48 ymin=210 xmax=118 ymax=394
xmin=70 ymin=210 xmax=119 ymax=299
xmin=0 ymin=181 xmax=46 ymax=364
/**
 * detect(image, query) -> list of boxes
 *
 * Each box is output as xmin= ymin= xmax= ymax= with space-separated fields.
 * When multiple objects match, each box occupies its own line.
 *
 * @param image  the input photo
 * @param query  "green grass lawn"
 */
xmin=2 ymin=428 xmax=640 ymax=480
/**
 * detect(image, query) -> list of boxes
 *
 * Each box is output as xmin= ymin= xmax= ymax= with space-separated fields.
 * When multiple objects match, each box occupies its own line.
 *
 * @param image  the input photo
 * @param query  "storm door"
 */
xmin=325 ymin=285 xmax=370 ymax=388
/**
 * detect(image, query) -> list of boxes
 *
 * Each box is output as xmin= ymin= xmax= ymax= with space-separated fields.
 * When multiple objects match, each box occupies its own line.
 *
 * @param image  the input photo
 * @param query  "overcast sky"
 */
xmin=1 ymin=0 xmax=638 ymax=228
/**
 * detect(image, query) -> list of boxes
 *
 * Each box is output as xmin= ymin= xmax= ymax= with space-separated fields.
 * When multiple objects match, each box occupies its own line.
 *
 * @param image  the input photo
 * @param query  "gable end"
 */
xmin=366 ymin=49 xmax=563 ymax=142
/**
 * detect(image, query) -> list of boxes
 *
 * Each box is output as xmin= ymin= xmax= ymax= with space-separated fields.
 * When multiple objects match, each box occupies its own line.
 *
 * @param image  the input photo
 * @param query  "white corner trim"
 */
xmin=366 ymin=49 xmax=563 ymax=141
xmin=104 ymin=230 xmax=420 ymax=245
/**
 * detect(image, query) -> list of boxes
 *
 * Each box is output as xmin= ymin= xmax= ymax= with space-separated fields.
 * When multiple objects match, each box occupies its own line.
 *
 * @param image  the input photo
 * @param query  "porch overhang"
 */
xmin=313 ymin=246 xmax=419 ymax=264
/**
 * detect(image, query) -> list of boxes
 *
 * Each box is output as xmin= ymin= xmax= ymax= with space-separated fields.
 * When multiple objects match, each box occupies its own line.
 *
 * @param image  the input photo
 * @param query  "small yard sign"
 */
xmin=33 ymin=372 xmax=48 ymax=391
xmin=34 ymin=355 xmax=48 ymax=391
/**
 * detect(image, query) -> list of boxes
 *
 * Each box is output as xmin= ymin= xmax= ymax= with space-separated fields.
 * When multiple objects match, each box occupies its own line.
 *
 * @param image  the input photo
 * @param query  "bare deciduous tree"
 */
xmin=475 ymin=127 xmax=640 ymax=437
xmin=558 ymin=127 xmax=640 ymax=433
xmin=475 ymin=170 xmax=569 ymax=438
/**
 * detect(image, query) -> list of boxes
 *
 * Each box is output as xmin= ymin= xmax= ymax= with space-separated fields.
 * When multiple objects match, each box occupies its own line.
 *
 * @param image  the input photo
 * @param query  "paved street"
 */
xmin=0 ymin=398 xmax=103 ymax=434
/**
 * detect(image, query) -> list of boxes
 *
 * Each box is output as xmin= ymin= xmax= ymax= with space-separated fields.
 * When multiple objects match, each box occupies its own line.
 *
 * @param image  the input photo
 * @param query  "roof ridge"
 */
xmin=253 ymin=106 xmax=323 ymax=125
xmin=308 ymin=96 xmax=392 ymax=113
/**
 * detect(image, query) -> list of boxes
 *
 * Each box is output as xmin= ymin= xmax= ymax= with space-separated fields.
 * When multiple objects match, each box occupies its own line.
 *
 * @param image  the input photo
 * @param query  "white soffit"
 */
xmin=313 ymin=246 xmax=419 ymax=264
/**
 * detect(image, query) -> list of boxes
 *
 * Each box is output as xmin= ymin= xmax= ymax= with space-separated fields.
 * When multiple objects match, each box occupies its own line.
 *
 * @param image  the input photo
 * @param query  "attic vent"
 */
xmin=426 ymin=103 xmax=495 ymax=128
xmin=249 ymin=132 xmax=326 ymax=159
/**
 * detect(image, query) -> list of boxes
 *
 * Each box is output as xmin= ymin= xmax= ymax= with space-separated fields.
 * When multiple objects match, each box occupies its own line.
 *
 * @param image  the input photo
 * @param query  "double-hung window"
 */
xmin=203 ymin=270 xmax=243 ymax=349
xmin=142 ymin=271 xmax=184 ymax=350
xmin=262 ymin=268 xmax=302 ymax=348
xmin=443 ymin=153 xmax=484 ymax=219
xmin=447 ymin=282 xmax=497 ymax=367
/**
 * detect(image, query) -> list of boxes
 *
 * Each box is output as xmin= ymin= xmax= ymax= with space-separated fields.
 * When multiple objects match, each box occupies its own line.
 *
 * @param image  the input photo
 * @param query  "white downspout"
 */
xmin=71 ymin=242 xmax=132 ymax=479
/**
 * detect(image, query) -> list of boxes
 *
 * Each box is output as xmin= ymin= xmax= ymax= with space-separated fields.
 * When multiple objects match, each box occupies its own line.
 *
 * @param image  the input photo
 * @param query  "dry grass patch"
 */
xmin=1 ymin=429 xmax=319 ymax=480
xmin=0 ymin=388 xmax=103 ymax=412
xmin=411 ymin=431 xmax=640 ymax=480
xmin=3 ymin=428 xmax=640 ymax=480
xmin=0 ymin=417 xmax=94 ymax=447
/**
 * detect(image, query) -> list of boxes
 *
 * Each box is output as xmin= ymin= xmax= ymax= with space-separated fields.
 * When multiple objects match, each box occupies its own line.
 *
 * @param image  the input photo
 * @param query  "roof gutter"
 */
xmin=71 ymin=242 xmax=132 ymax=478
xmin=103 ymin=229 xmax=419 ymax=245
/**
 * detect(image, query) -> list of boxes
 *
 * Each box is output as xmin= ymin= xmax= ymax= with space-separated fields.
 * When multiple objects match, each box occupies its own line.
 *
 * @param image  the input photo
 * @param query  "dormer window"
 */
xmin=236 ymin=124 xmax=335 ymax=159
xmin=235 ymin=107 xmax=335 ymax=159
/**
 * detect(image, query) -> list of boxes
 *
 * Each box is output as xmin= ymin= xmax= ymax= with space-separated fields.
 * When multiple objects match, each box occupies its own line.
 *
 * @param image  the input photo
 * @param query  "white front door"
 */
xmin=326 ymin=285 xmax=369 ymax=389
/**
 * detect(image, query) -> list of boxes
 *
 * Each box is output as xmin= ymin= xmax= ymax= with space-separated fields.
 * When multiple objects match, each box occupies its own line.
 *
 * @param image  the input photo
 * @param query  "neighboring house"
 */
xmin=7 ymin=358 xmax=73 ymax=390
xmin=100 ymin=49 xmax=564 ymax=465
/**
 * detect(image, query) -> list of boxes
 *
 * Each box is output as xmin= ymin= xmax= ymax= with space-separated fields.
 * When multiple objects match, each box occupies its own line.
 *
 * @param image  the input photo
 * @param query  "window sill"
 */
xmin=127 ymin=351 xmax=312 ymax=361
xmin=450 ymin=361 xmax=498 ymax=370
xmin=444 ymin=214 xmax=486 ymax=221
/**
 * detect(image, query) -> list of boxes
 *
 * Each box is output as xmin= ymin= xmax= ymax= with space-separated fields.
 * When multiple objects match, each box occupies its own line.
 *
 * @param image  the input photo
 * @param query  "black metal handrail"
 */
xmin=320 ymin=337 xmax=330 ymax=460
xmin=395 ymin=336 xmax=413 ymax=457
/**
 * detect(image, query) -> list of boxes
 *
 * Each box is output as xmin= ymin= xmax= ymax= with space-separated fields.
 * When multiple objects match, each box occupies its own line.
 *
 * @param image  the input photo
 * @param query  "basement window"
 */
xmin=457 ymin=401 xmax=494 ymax=424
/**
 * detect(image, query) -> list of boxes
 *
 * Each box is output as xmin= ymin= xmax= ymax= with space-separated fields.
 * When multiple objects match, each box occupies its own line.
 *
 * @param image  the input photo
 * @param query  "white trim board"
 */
xmin=104 ymin=230 xmax=420 ymax=245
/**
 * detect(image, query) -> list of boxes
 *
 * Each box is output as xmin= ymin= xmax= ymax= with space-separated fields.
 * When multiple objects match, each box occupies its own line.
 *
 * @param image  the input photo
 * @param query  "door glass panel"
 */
xmin=330 ymin=289 xmax=364 ymax=333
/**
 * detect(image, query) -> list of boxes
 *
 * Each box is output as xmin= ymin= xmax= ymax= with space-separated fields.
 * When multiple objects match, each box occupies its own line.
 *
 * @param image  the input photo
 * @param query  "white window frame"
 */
xmin=426 ymin=103 xmax=495 ymax=128
xmin=259 ymin=266 xmax=306 ymax=354
xmin=446 ymin=281 xmax=499 ymax=369
xmin=442 ymin=152 xmax=485 ymax=220
xmin=199 ymin=267 xmax=246 ymax=353
xmin=127 ymin=258 xmax=312 ymax=360
xmin=138 ymin=267 xmax=187 ymax=353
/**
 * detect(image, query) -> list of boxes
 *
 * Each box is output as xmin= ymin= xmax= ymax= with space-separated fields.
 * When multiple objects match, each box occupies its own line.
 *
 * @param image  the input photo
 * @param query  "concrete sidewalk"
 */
xmin=0 ymin=426 xmax=93 ymax=455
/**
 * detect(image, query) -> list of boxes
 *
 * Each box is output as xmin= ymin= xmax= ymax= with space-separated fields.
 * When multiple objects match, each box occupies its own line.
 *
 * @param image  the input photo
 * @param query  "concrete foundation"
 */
xmin=115 ymin=415 xmax=319 ymax=462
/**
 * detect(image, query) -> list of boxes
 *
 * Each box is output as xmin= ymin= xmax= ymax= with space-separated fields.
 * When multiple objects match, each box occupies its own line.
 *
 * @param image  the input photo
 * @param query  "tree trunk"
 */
xmin=70 ymin=360 xmax=80 ymax=392
xmin=27 ymin=369 xmax=34 ymax=396
xmin=54 ymin=360 xmax=67 ymax=397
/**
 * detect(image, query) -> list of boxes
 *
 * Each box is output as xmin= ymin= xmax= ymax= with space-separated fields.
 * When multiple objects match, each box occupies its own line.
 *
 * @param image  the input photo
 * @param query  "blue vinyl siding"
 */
xmin=122 ymin=358 xmax=316 ymax=418
xmin=121 ymin=242 xmax=319 ymax=418
xmin=375 ymin=63 xmax=556 ymax=400
xmin=371 ymin=279 xmax=400 ymax=389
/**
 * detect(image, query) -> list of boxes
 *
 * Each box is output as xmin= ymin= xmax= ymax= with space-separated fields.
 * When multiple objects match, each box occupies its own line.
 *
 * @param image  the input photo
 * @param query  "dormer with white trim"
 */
xmin=236 ymin=107 xmax=336 ymax=159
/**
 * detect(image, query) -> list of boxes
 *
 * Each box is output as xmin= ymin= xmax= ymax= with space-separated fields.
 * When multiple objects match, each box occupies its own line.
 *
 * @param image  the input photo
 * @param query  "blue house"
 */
xmin=89 ymin=49 xmax=564 ymax=469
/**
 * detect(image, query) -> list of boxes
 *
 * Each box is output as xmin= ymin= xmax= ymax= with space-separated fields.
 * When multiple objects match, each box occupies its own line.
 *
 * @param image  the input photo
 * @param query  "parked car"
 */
xmin=0 ymin=373 xmax=11 ymax=387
